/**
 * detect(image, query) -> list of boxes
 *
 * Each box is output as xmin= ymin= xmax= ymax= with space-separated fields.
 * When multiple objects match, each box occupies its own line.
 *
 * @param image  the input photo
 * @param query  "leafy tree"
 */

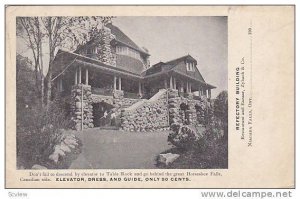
xmin=17 ymin=17 xmax=44 ymax=103
xmin=41 ymin=16 xmax=115 ymax=106
xmin=17 ymin=16 xmax=115 ymax=107
xmin=16 ymin=54 xmax=40 ymax=110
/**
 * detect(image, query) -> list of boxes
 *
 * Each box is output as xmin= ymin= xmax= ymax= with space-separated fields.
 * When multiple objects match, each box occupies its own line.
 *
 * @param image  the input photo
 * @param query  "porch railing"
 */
xmin=91 ymin=87 xmax=113 ymax=96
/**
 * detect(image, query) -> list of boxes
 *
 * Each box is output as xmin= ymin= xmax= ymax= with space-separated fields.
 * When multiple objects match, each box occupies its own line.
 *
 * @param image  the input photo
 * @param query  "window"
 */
xmin=116 ymin=45 xmax=142 ymax=61
xmin=186 ymin=61 xmax=195 ymax=72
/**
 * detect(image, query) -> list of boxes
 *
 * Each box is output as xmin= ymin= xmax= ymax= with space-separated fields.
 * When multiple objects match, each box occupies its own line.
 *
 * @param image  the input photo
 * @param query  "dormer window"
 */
xmin=87 ymin=46 xmax=98 ymax=55
xmin=186 ymin=61 xmax=195 ymax=72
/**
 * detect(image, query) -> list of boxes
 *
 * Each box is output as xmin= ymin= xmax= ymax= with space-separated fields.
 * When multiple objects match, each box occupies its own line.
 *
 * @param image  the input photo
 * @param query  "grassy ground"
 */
xmin=69 ymin=128 xmax=173 ymax=169
xmin=156 ymin=138 xmax=228 ymax=169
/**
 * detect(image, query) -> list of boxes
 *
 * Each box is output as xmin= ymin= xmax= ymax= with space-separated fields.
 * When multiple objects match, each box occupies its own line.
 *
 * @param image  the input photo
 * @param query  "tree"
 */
xmin=41 ymin=16 xmax=115 ymax=106
xmin=17 ymin=16 xmax=115 ymax=107
xmin=16 ymin=54 xmax=39 ymax=109
xmin=17 ymin=17 xmax=44 ymax=104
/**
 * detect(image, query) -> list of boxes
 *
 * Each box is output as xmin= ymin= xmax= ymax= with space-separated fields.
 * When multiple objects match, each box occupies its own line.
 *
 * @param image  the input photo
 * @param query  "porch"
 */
xmin=54 ymin=61 xmax=214 ymax=101
xmin=55 ymin=63 xmax=143 ymax=100
xmin=143 ymin=72 xmax=213 ymax=99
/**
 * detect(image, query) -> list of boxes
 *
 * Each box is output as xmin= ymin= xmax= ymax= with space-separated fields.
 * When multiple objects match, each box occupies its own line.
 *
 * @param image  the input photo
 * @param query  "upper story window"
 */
xmin=116 ymin=45 xmax=142 ymax=61
xmin=186 ymin=61 xmax=196 ymax=72
xmin=86 ymin=46 xmax=98 ymax=55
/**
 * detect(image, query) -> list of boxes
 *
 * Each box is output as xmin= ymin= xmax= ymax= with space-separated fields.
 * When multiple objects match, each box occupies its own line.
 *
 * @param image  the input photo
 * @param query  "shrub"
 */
xmin=168 ymin=123 xmax=206 ymax=151
xmin=16 ymin=99 xmax=76 ymax=169
xmin=16 ymin=54 xmax=81 ymax=169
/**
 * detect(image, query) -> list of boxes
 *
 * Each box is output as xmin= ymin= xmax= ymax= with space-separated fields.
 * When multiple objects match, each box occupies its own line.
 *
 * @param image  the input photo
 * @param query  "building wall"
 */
xmin=120 ymin=89 xmax=209 ymax=132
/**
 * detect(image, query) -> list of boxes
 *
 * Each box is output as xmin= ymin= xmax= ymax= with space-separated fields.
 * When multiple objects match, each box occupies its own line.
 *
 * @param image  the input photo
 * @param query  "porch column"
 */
xmin=208 ymin=89 xmax=211 ymax=98
xmin=85 ymin=68 xmax=89 ymax=85
xmin=189 ymin=83 xmax=192 ymax=93
xmin=138 ymin=82 xmax=142 ymax=96
xmin=173 ymin=77 xmax=177 ymax=90
xmin=118 ymin=77 xmax=122 ymax=90
xmin=170 ymin=76 xmax=173 ymax=89
xmin=164 ymin=79 xmax=168 ymax=89
xmin=186 ymin=81 xmax=189 ymax=93
xmin=113 ymin=76 xmax=117 ymax=90
xmin=75 ymin=68 xmax=78 ymax=85
xmin=198 ymin=85 xmax=201 ymax=96
xmin=78 ymin=66 xmax=82 ymax=84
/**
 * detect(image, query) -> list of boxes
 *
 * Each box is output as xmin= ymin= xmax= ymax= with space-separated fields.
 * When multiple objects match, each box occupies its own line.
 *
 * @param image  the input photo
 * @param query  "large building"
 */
xmin=52 ymin=23 xmax=216 ymax=131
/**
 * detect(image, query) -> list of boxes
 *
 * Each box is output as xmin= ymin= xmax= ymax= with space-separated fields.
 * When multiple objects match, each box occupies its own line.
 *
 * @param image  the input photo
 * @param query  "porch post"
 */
xmin=208 ymin=89 xmax=211 ymax=98
xmin=198 ymin=85 xmax=201 ymax=96
xmin=78 ymin=66 xmax=82 ymax=84
xmin=170 ymin=76 xmax=173 ymax=89
xmin=189 ymin=82 xmax=192 ymax=93
xmin=164 ymin=79 xmax=168 ymax=89
xmin=113 ymin=76 xmax=117 ymax=90
xmin=75 ymin=67 xmax=78 ymax=85
xmin=118 ymin=77 xmax=122 ymax=90
xmin=138 ymin=81 xmax=142 ymax=96
xmin=186 ymin=81 xmax=189 ymax=93
xmin=85 ymin=68 xmax=89 ymax=85
xmin=173 ymin=77 xmax=177 ymax=90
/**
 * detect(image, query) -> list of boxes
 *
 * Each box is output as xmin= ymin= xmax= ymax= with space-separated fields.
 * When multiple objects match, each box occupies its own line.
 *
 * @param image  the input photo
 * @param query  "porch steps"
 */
xmin=124 ymin=89 xmax=167 ymax=111
xmin=148 ymin=89 xmax=167 ymax=102
xmin=124 ymin=99 xmax=147 ymax=111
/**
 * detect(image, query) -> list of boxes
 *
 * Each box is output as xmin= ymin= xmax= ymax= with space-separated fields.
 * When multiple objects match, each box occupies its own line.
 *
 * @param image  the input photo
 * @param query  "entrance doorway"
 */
xmin=92 ymin=101 xmax=114 ymax=127
xmin=180 ymin=103 xmax=190 ymax=125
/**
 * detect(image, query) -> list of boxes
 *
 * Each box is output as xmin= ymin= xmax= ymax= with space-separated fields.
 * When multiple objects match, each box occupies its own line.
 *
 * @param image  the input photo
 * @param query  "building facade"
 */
xmin=52 ymin=23 xmax=216 ymax=131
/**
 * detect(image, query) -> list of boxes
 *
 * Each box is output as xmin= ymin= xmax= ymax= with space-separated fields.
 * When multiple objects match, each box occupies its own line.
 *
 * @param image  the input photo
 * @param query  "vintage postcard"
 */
xmin=5 ymin=5 xmax=294 ymax=188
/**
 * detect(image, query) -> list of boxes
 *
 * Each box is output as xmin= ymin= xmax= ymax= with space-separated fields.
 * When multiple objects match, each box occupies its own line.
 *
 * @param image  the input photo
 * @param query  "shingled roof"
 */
xmin=106 ymin=23 xmax=149 ymax=56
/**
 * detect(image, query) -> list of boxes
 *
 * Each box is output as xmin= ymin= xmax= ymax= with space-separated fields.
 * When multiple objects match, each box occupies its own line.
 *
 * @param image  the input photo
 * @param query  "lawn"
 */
xmin=69 ymin=128 xmax=173 ymax=169
xmin=156 ymin=138 xmax=228 ymax=169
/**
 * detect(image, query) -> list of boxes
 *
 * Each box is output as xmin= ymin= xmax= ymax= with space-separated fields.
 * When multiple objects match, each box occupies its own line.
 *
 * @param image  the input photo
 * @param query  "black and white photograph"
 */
xmin=5 ymin=3 xmax=296 ymax=191
xmin=16 ymin=16 xmax=228 ymax=170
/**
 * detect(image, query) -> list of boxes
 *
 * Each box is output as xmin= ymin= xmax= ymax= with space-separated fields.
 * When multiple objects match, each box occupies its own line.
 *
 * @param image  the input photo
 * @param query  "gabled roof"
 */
xmin=51 ymin=49 xmax=142 ymax=81
xmin=143 ymin=54 xmax=216 ymax=89
xmin=143 ymin=54 xmax=198 ymax=76
xmin=165 ymin=54 xmax=197 ymax=66
xmin=106 ymin=23 xmax=150 ymax=56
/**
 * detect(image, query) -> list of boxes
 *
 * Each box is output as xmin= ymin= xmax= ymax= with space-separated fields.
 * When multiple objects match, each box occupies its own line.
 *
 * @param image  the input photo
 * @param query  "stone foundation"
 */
xmin=69 ymin=86 xmax=210 ymax=131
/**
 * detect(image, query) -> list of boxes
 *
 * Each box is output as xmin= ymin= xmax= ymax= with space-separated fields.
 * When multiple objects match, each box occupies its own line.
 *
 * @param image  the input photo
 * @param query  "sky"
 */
xmin=113 ymin=17 xmax=228 ymax=98
xmin=17 ymin=16 xmax=227 ymax=98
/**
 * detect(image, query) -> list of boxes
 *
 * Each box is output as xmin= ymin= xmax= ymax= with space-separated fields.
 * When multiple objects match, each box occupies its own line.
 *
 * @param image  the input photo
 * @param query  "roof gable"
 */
xmin=172 ymin=58 xmax=205 ymax=82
